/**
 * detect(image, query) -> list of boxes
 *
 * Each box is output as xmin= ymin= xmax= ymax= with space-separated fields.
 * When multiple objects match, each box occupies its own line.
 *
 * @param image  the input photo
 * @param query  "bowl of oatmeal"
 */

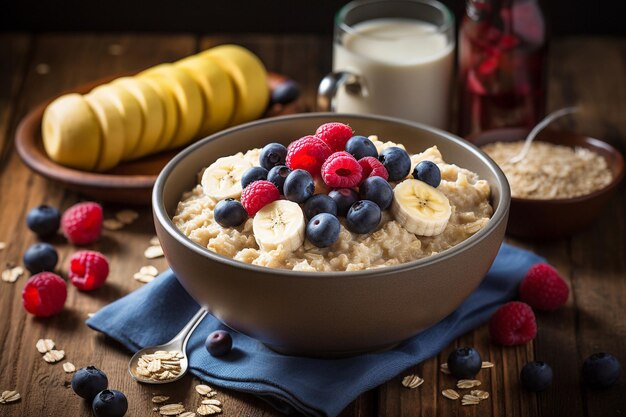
xmin=153 ymin=113 xmax=510 ymax=356
xmin=475 ymin=128 xmax=624 ymax=239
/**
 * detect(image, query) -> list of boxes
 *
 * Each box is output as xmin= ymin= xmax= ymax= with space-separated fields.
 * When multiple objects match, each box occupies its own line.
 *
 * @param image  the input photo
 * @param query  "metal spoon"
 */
xmin=128 ymin=308 xmax=207 ymax=384
xmin=508 ymin=106 xmax=580 ymax=164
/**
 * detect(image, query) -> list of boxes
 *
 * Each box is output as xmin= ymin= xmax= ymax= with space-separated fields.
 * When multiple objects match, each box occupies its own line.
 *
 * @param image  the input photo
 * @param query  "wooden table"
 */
xmin=0 ymin=33 xmax=625 ymax=417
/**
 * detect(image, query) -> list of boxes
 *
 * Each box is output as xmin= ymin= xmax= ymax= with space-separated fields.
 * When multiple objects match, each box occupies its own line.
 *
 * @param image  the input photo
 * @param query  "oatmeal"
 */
xmin=173 ymin=135 xmax=492 ymax=272
xmin=482 ymin=141 xmax=612 ymax=199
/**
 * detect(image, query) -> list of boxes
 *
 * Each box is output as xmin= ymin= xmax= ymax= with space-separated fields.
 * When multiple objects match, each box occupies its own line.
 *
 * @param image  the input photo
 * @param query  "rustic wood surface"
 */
xmin=0 ymin=33 xmax=624 ymax=417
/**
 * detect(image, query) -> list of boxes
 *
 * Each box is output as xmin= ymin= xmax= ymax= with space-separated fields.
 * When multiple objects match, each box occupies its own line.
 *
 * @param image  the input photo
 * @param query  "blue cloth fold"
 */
xmin=87 ymin=243 xmax=543 ymax=417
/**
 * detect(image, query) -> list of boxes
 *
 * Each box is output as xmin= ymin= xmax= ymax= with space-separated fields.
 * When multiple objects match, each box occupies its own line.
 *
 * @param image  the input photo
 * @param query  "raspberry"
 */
xmin=519 ymin=263 xmax=569 ymax=310
xmin=61 ymin=202 xmax=103 ymax=245
xmin=22 ymin=272 xmax=67 ymax=317
xmin=358 ymin=156 xmax=389 ymax=183
xmin=321 ymin=152 xmax=363 ymax=188
xmin=240 ymin=180 xmax=280 ymax=216
xmin=285 ymin=135 xmax=332 ymax=177
xmin=489 ymin=301 xmax=537 ymax=346
xmin=69 ymin=250 xmax=110 ymax=291
xmin=315 ymin=122 xmax=353 ymax=152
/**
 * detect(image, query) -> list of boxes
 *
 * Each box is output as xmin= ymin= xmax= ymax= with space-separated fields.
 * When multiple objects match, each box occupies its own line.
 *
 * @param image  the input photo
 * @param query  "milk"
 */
xmin=333 ymin=18 xmax=454 ymax=129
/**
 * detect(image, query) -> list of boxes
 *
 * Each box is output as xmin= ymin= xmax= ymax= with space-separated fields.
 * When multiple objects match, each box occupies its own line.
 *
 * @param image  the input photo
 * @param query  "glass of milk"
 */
xmin=318 ymin=0 xmax=455 ymax=130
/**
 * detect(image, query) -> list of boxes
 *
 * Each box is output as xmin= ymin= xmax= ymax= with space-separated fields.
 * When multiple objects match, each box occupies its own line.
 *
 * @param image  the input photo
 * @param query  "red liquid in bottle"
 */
xmin=458 ymin=0 xmax=547 ymax=137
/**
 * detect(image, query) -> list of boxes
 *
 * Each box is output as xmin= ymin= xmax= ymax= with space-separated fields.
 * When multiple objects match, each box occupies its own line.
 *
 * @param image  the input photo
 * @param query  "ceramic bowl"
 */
xmin=472 ymin=128 xmax=624 ymax=240
xmin=153 ymin=113 xmax=510 ymax=357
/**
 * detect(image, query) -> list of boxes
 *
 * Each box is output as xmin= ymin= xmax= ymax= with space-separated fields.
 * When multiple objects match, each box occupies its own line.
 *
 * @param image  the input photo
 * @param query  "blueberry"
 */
xmin=71 ymin=366 xmax=108 ymax=401
xmin=267 ymin=165 xmax=292 ymax=194
xmin=582 ymin=352 xmax=621 ymax=388
xmin=379 ymin=147 xmax=411 ymax=181
xmin=413 ymin=160 xmax=441 ymax=188
xmin=328 ymin=188 xmax=359 ymax=217
xmin=23 ymin=242 xmax=58 ymax=274
xmin=359 ymin=176 xmax=394 ymax=210
xmin=92 ymin=389 xmax=128 ymax=417
xmin=214 ymin=198 xmax=248 ymax=228
xmin=283 ymin=169 xmax=315 ymax=203
xmin=303 ymin=194 xmax=338 ymax=220
xmin=520 ymin=361 xmax=553 ymax=392
xmin=26 ymin=205 xmax=61 ymax=238
xmin=205 ymin=330 xmax=233 ymax=357
xmin=345 ymin=136 xmax=378 ymax=159
xmin=447 ymin=347 xmax=482 ymax=379
xmin=271 ymin=79 xmax=300 ymax=105
xmin=306 ymin=213 xmax=341 ymax=248
xmin=346 ymin=200 xmax=381 ymax=234
xmin=259 ymin=143 xmax=288 ymax=171
xmin=241 ymin=166 xmax=269 ymax=189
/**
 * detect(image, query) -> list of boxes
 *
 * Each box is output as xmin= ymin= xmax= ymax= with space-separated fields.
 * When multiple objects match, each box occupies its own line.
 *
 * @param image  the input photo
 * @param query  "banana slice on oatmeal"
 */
xmin=201 ymin=155 xmax=253 ymax=200
xmin=252 ymin=200 xmax=305 ymax=252
xmin=391 ymin=179 xmax=452 ymax=236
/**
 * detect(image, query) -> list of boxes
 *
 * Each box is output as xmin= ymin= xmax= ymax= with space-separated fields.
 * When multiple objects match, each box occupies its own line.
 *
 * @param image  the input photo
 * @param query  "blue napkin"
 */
xmin=87 ymin=243 xmax=543 ymax=417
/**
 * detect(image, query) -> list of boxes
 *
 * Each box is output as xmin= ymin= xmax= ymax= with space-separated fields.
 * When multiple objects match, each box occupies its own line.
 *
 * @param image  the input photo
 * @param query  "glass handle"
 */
xmin=317 ymin=71 xmax=367 ymax=112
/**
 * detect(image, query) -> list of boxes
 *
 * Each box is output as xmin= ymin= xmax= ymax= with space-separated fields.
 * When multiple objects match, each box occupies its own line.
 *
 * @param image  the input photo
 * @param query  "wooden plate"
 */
xmin=15 ymin=72 xmax=305 ymax=204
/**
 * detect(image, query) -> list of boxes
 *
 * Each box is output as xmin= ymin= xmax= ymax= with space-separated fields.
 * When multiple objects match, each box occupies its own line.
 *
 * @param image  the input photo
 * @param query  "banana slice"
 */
xmin=140 ymin=64 xmax=204 ymax=149
xmin=176 ymin=55 xmax=235 ymax=136
xmin=391 ymin=179 xmax=452 ymax=236
xmin=90 ymin=83 xmax=144 ymax=161
xmin=253 ymin=200 xmax=305 ymax=252
xmin=112 ymin=77 xmax=164 ymax=158
xmin=201 ymin=44 xmax=269 ymax=126
xmin=140 ymin=75 xmax=179 ymax=152
xmin=42 ymin=93 xmax=101 ymax=170
xmin=201 ymin=155 xmax=252 ymax=200
xmin=84 ymin=91 xmax=125 ymax=172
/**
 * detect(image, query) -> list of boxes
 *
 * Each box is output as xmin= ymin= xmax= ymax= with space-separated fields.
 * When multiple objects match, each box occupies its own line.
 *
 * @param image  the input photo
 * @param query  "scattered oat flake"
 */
xmin=103 ymin=218 xmax=124 ymax=230
xmin=179 ymin=413 xmax=196 ymax=417
xmin=442 ymin=389 xmax=460 ymax=400
xmin=462 ymin=400 xmax=480 ymax=406
xmin=471 ymin=390 xmax=490 ymax=400
xmin=116 ymin=209 xmax=139 ymax=224
xmin=197 ymin=404 xmax=221 ymax=415
xmin=159 ymin=403 xmax=186 ymax=415
xmin=87 ymin=313 xmax=95 ymax=318
xmin=133 ymin=273 xmax=155 ymax=283
xmin=201 ymin=399 xmax=221 ymax=406
xmin=152 ymin=395 xmax=170 ymax=404
xmin=36 ymin=338 xmax=55 ymax=353
xmin=482 ymin=361 xmax=495 ymax=368
xmin=0 ymin=390 xmax=20 ymax=404
xmin=401 ymin=374 xmax=424 ymax=389
xmin=136 ymin=351 xmax=182 ymax=382
xmin=144 ymin=245 xmax=164 ymax=259
xmin=457 ymin=379 xmax=481 ymax=389
xmin=463 ymin=394 xmax=481 ymax=401
xmin=140 ymin=265 xmax=159 ymax=276
xmin=195 ymin=384 xmax=213 ymax=396
xmin=62 ymin=362 xmax=76 ymax=373
xmin=0 ymin=242 xmax=6 ymax=251
xmin=43 ymin=349 xmax=65 ymax=363
xmin=150 ymin=236 xmax=160 ymax=246
xmin=439 ymin=363 xmax=451 ymax=374
xmin=2 ymin=266 xmax=24 ymax=283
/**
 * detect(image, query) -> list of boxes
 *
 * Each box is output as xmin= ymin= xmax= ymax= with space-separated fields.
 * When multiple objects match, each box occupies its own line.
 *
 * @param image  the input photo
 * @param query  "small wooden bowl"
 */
xmin=471 ymin=128 xmax=624 ymax=239
xmin=15 ymin=72 xmax=305 ymax=205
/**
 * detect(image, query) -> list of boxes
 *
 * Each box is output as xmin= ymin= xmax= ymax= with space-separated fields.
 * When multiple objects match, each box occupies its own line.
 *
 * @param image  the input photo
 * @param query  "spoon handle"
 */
xmin=509 ymin=106 xmax=580 ymax=164
xmin=175 ymin=308 xmax=208 ymax=350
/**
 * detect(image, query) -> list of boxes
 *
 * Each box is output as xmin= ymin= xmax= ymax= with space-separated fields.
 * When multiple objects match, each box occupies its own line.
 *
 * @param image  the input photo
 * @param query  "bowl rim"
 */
xmin=473 ymin=127 xmax=625 ymax=204
xmin=153 ymin=112 xmax=511 ymax=278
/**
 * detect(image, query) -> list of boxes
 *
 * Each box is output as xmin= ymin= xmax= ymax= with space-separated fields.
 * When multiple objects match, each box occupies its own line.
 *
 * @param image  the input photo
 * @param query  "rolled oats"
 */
xmin=481 ymin=361 xmax=495 ymax=368
xmin=457 ymin=379 xmax=481 ymax=389
xmin=140 ymin=265 xmax=159 ymax=276
xmin=482 ymin=141 xmax=612 ymax=199
xmin=401 ymin=374 xmax=424 ymax=389
xmin=36 ymin=338 xmax=55 ymax=353
xmin=62 ymin=362 xmax=76 ymax=373
xmin=144 ymin=245 xmax=164 ymax=259
xmin=0 ymin=390 xmax=20 ymax=404
xmin=471 ymin=390 xmax=490 ymax=400
xmin=195 ymin=385 xmax=213 ymax=396
xmin=201 ymin=399 xmax=221 ymax=406
xmin=135 ymin=351 xmax=182 ymax=382
xmin=180 ymin=413 xmax=197 ymax=417
xmin=150 ymin=236 xmax=160 ymax=246
xmin=159 ymin=403 xmax=186 ymax=415
xmin=439 ymin=363 xmax=451 ymax=374
xmin=152 ymin=395 xmax=170 ymax=404
xmin=116 ymin=209 xmax=139 ymax=224
xmin=103 ymin=219 xmax=125 ymax=231
xmin=2 ymin=265 xmax=24 ymax=283
xmin=43 ymin=349 xmax=65 ymax=363
xmin=0 ymin=242 xmax=6 ymax=251
xmin=197 ymin=404 xmax=222 ymax=415
xmin=442 ymin=389 xmax=460 ymax=400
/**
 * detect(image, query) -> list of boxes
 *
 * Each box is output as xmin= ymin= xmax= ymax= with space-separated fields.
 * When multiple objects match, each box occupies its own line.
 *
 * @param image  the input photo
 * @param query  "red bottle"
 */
xmin=458 ymin=0 xmax=547 ymax=137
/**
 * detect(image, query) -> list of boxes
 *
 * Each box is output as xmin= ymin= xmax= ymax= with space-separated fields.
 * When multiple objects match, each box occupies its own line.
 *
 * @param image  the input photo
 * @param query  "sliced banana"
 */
xmin=391 ymin=179 xmax=452 ymax=236
xmin=42 ymin=93 xmax=101 ymax=170
xmin=253 ymin=200 xmax=305 ymax=252
xmin=201 ymin=155 xmax=252 ymax=200
xmin=141 ymin=75 xmax=179 ymax=152
xmin=84 ymin=91 xmax=126 ymax=172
